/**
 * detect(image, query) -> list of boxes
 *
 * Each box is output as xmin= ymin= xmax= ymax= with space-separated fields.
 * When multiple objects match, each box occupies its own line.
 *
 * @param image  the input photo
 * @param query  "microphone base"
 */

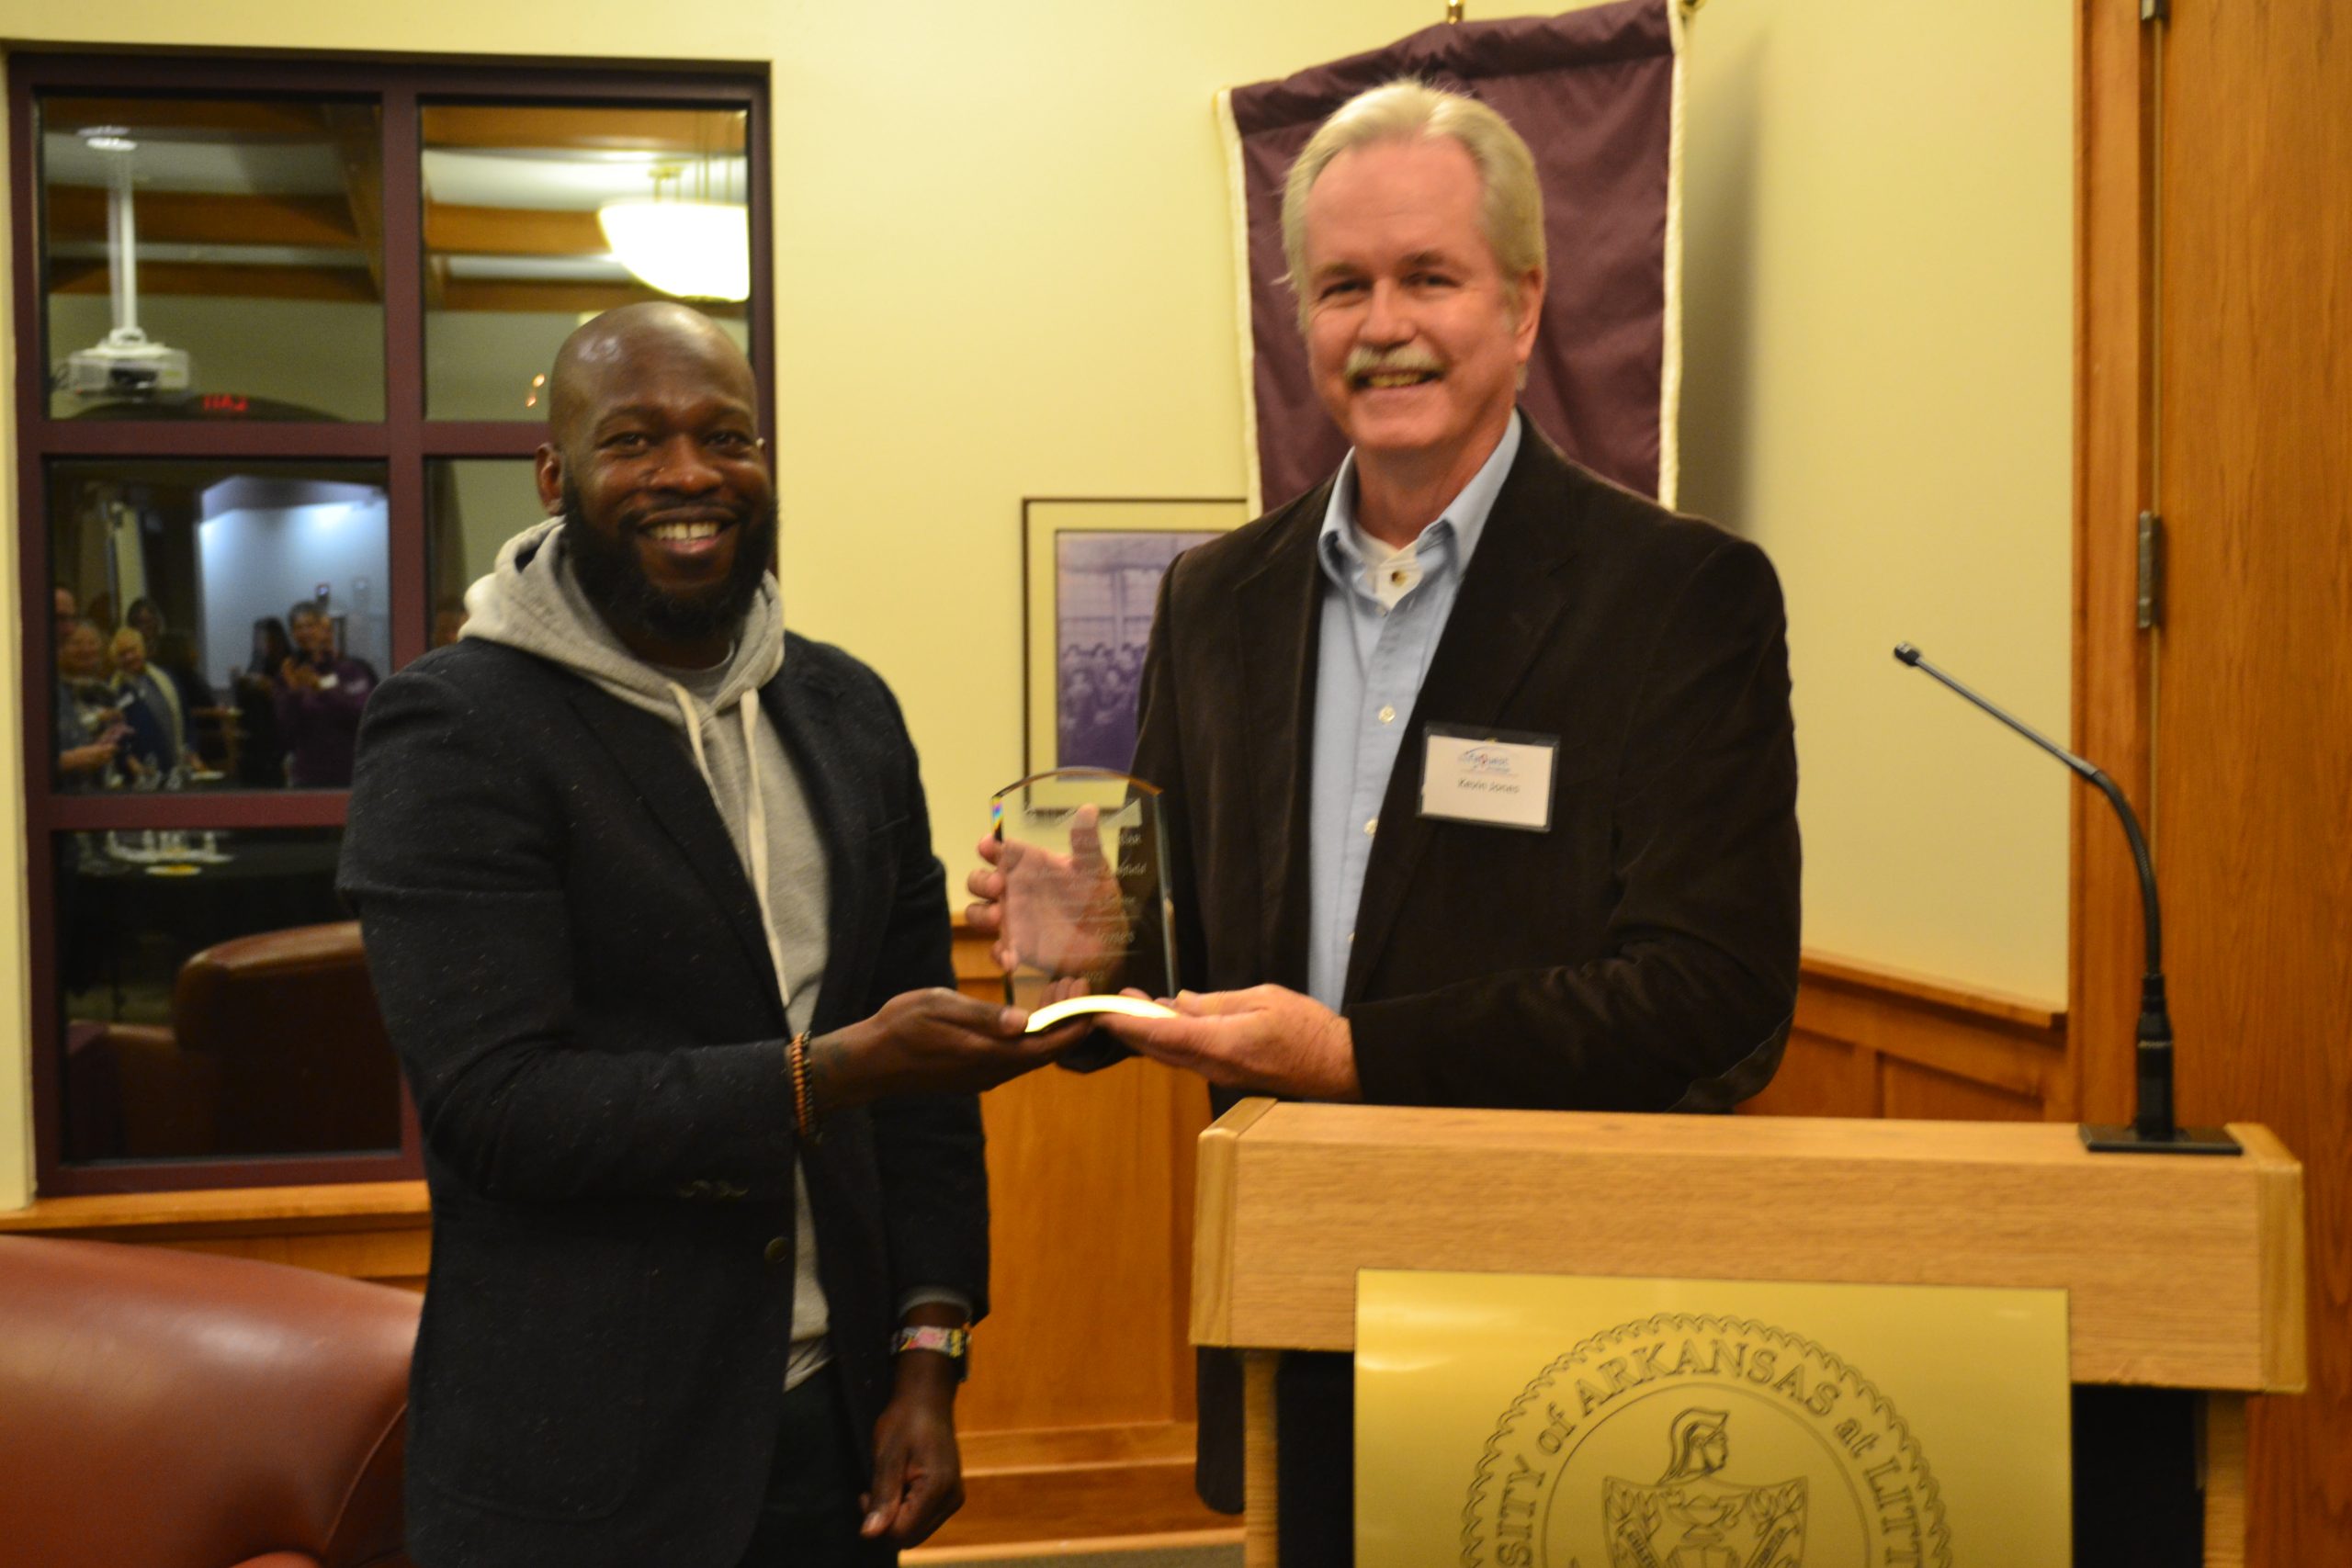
xmin=2078 ymin=1122 xmax=2243 ymax=1156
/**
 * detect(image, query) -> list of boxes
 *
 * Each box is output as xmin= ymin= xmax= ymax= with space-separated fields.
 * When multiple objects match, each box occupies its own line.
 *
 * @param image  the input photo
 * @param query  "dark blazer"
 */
xmin=1133 ymin=425 xmax=1801 ymax=1517
xmin=339 ymin=634 xmax=984 ymax=1568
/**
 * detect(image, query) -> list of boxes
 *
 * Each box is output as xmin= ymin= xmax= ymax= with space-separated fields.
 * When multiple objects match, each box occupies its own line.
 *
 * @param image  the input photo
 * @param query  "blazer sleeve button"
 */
xmin=763 ymin=1235 xmax=791 ymax=1267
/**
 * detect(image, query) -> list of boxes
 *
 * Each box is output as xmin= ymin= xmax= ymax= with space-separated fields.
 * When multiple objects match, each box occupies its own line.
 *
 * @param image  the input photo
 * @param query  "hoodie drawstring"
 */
xmin=668 ymin=682 xmax=793 ymax=1017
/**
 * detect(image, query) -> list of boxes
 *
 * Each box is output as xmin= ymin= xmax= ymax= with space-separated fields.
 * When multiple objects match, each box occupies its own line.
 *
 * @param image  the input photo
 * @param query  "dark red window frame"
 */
xmin=11 ymin=52 xmax=775 ymax=1194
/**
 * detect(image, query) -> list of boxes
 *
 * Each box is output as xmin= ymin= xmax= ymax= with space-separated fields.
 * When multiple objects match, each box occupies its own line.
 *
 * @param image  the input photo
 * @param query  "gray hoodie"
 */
xmin=462 ymin=517 xmax=837 ymax=1385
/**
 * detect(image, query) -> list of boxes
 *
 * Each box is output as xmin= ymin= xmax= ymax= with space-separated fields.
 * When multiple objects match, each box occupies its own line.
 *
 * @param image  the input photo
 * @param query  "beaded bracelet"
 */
xmin=787 ymin=1030 xmax=816 ymax=1139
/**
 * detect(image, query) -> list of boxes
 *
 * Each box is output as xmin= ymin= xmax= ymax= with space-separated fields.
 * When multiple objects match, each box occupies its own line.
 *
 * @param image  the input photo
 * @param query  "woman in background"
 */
xmin=234 ymin=617 xmax=292 ymax=787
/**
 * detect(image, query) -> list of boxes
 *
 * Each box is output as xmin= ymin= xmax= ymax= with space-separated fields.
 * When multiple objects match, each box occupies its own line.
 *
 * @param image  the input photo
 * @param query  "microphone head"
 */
xmin=1893 ymin=642 xmax=1922 ymax=666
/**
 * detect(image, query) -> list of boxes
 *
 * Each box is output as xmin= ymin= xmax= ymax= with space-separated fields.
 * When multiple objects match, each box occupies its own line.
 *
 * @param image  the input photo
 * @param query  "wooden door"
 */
xmin=2077 ymin=1 xmax=2352 ymax=1560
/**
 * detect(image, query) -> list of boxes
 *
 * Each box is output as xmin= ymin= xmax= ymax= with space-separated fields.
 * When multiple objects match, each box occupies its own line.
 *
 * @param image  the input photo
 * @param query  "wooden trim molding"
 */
xmin=1743 ymin=950 xmax=2071 ymax=1122
xmin=0 ymin=1179 xmax=433 ymax=1290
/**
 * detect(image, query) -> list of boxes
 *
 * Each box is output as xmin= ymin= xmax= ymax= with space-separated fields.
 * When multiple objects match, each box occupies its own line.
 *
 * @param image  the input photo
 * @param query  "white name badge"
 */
xmin=1419 ymin=727 xmax=1557 ymax=831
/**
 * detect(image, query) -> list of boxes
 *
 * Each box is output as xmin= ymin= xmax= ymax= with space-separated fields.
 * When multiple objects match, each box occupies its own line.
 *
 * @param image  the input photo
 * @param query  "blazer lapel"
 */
xmin=564 ymin=683 xmax=778 ymax=1006
xmin=1229 ymin=487 xmax=1330 ymax=987
xmin=1343 ymin=434 xmax=1582 ymax=1002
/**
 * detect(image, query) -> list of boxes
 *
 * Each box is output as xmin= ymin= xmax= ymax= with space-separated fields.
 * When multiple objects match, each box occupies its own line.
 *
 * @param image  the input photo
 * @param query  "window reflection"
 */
xmin=40 ymin=95 xmax=387 ymax=422
xmin=422 ymin=103 xmax=750 ymax=420
xmin=54 ymin=827 xmax=400 ymax=1164
xmin=427 ymin=458 xmax=543 ymax=645
xmin=49 ymin=460 xmax=390 ymax=790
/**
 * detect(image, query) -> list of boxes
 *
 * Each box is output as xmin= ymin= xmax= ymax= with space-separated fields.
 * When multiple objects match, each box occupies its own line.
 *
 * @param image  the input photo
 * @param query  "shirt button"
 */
xmin=1389 ymin=569 xmax=1408 ymax=586
xmin=763 ymin=1236 xmax=790 ymax=1267
xmin=1363 ymin=818 xmax=1378 ymax=837
xmin=1378 ymin=705 xmax=1396 ymax=724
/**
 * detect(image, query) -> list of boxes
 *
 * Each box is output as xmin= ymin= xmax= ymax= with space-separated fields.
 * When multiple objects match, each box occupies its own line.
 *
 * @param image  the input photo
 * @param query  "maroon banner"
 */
xmin=1227 ymin=0 xmax=1679 ymax=511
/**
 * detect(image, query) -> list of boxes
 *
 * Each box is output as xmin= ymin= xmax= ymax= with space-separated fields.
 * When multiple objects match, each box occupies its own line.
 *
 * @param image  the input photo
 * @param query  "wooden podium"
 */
xmin=1192 ymin=1100 xmax=2306 ymax=1566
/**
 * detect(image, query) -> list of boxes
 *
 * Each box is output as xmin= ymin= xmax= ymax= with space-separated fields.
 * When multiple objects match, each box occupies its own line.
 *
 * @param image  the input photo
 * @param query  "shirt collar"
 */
xmin=1317 ymin=410 xmax=1523 ymax=592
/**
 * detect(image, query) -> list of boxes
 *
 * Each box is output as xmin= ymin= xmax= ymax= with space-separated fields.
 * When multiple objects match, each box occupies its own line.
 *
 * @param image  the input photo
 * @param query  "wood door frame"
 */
xmin=2071 ymin=0 xmax=2159 ymax=1125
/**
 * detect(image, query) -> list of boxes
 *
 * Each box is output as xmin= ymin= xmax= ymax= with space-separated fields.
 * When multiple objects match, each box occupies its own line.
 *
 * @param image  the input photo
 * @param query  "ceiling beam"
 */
xmin=49 ymin=258 xmax=379 ymax=304
xmin=49 ymin=187 xmax=624 ymax=265
xmin=424 ymin=203 xmax=608 ymax=258
xmin=438 ymin=277 xmax=743 ymax=317
xmin=419 ymin=105 xmax=744 ymax=156
xmin=45 ymin=186 xmax=360 ymax=249
xmin=323 ymin=105 xmax=389 ymax=301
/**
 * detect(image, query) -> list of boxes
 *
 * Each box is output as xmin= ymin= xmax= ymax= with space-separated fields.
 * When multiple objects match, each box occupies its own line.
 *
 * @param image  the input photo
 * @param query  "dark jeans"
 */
xmin=736 ymin=1366 xmax=895 ymax=1568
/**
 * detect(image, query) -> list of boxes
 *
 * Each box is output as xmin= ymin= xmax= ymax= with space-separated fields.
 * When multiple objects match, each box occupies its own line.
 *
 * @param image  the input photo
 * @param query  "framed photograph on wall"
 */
xmin=1022 ymin=497 xmax=1248 ymax=776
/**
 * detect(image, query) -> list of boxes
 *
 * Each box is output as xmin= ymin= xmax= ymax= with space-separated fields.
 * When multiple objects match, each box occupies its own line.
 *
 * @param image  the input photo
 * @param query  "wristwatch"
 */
xmin=892 ymin=1324 xmax=971 ymax=1382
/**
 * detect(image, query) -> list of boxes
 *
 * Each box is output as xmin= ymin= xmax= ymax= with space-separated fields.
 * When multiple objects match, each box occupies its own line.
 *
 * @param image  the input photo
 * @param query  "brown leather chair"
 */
xmin=173 ymin=920 xmax=403 ymax=1156
xmin=62 ymin=921 xmax=400 ymax=1162
xmin=0 ymin=1235 xmax=419 ymax=1568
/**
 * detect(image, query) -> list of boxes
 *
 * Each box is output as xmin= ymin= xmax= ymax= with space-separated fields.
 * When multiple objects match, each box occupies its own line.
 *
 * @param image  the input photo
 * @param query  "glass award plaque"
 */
xmin=988 ymin=768 xmax=1178 ymax=1027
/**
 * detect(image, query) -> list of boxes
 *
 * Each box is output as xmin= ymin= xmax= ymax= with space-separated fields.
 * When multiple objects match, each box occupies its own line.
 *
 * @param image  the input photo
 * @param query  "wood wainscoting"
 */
xmin=1743 ymin=951 xmax=2069 ymax=1123
xmin=933 ymin=926 xmax=1235 ymax=1552
xmin=0 ymin=1180 xmax=434 ymax=1289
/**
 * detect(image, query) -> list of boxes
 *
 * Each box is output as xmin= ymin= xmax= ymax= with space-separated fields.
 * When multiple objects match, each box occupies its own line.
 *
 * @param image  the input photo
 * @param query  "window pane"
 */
xmin=422 ymin=103 xmax=750 ymax=420
xmin=40 ymin=96 xmax=387 ymax=422
xmin=53 ymin=826 xmax=400 ymax=1164
xmin=427 ymin=457 xmax=541 ymax=645
xmin=49 ymin=459 xmax=390 ymax=791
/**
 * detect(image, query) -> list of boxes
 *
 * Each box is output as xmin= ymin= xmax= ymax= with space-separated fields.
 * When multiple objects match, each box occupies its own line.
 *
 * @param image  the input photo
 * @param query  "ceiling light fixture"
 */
xmin=597 ymin=164 xmax=749 ymax=303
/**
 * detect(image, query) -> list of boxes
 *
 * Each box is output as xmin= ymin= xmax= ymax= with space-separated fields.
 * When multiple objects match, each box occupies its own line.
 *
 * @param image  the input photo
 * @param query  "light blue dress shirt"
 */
xmin=1306 ymin=412 xmax=1523 ymax=1010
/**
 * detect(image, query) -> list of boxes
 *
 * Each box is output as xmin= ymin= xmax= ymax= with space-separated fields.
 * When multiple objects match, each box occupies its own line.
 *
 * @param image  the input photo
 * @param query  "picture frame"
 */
xmin=1021 ymin=496 xmax=1248 ymax=777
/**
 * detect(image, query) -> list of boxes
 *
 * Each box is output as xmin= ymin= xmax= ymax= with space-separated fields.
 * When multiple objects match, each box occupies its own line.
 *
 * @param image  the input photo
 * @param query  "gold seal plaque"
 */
xmin=1357 ymin=1273 xmax=2070 ymax=1568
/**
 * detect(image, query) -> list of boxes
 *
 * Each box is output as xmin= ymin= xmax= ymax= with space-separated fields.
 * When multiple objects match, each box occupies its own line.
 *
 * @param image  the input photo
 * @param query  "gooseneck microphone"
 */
xmin=1893 ymin=643 xmax=2238 ymax=1156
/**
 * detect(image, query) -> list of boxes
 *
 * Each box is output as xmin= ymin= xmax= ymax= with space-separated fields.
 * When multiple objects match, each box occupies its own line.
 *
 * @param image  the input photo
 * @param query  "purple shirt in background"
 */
xmin=274 ymin=654 xmax=378 ymax=787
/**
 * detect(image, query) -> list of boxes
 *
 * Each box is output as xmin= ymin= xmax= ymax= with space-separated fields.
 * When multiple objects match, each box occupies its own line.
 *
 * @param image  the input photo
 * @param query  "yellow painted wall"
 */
xmin=0 ymin=0 xmax=2072 ymax=1205
xmin=1678 ymin=0 xmax=2074 ymax=1001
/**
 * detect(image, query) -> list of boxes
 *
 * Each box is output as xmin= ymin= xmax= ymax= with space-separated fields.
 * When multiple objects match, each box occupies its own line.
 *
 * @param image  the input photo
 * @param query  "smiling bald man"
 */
xmin=342 ymin=303 xmax=1079 ymax=1568
xmin=968 ymin=82 xmax=1801 ymax=1566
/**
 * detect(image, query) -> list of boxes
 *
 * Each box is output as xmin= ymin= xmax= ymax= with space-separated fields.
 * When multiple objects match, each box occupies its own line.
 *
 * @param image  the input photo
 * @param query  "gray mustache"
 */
xmin=1345 ymin=346 xmax=1443 ymax=379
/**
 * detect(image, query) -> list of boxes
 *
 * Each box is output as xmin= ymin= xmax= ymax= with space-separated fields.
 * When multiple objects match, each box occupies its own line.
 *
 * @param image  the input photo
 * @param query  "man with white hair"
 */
xmin=975 ymin=79 xmax=1802 ymax=1561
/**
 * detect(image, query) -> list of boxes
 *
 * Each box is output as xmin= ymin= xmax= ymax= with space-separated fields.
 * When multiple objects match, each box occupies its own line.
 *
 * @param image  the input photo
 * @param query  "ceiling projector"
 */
xmin=65 ymin=325 xmax=191 ymax=398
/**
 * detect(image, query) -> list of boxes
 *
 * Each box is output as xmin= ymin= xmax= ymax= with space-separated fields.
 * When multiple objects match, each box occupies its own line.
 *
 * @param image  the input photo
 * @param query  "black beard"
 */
xmin=560 ymin=479 xmax=777 ymax=650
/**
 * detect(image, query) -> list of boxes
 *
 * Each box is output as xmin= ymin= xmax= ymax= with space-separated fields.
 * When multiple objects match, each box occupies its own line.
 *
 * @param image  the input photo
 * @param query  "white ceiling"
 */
xmin=421 ymin=149 xmax=749 ymax=211
xmin=44 ymin=134 xmax=348 ymax=197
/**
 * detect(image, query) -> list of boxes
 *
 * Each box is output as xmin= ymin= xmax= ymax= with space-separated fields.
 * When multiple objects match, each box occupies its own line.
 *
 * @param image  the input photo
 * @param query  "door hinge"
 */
xmin=2142 ymin=0 xmax=2169 ymax=23
xmin=2136 ymin=511 xmax=2165 ymax=629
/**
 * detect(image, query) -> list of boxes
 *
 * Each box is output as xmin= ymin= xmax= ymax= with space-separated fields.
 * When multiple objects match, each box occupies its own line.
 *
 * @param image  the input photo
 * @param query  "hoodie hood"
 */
xmin=459 ymin=515 xmax=785 ymax=722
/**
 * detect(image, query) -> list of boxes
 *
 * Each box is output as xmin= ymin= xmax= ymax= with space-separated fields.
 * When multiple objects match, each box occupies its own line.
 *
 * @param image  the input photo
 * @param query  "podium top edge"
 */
xmin=1207 ymin=1101 xmax=2299 ymax=1172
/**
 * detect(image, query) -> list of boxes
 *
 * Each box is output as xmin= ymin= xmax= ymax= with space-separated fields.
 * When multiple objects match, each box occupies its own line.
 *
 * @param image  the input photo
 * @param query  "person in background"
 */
xmin=274 ymin=600 xmax=377 ymax=787
xmin=235 ymin=618 xmax=291 ymax=786
xmin=109 ymin=626 xmax=198 ymax=779
xmin=104 ymin=625 xmax=177 ymax=784
xmin=124 ymin=595 xmax=166 ymax=651
xmin=147 ymin=628 xmax=225 ymax=773
xmin=55 ymin=619 xmax=130 ymax=787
